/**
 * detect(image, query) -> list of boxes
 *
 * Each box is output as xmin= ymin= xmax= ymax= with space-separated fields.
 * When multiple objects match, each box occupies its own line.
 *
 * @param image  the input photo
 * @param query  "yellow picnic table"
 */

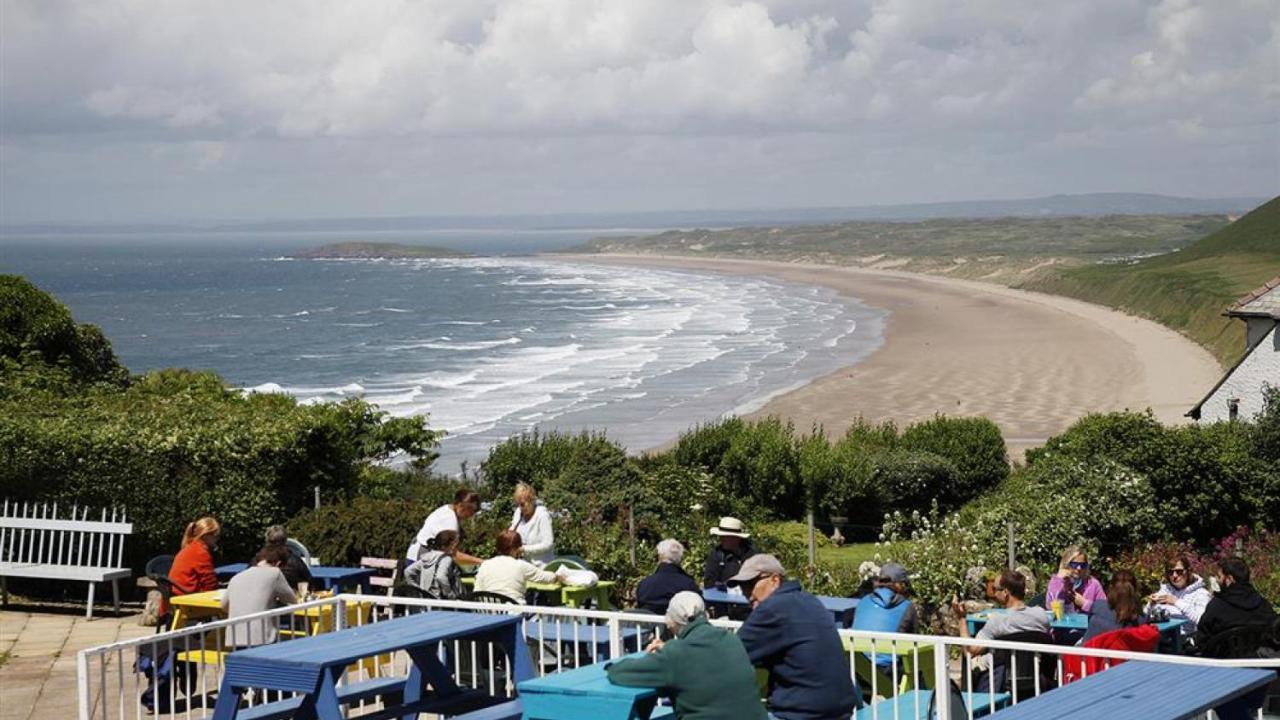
xmin=460 ymin=577 xmax=615 ymax=610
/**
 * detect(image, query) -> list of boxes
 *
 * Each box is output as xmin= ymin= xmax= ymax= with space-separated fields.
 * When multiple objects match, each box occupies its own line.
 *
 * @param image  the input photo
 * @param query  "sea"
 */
xmin=1 ymin=230 xmax=887 ymax=473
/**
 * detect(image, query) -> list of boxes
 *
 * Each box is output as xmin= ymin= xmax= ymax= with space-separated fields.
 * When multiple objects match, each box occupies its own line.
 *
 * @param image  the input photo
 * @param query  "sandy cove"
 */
xmin=551 ymin=254 xmax=1224 ymax=459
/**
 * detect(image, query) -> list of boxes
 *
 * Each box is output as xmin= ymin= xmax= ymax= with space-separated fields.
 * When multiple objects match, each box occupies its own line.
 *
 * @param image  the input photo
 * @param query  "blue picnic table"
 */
xmin=216 ymin=563 xmax=376 ymax=593
xmin=525 ymin=619 xmax=650 ymax=664
xmin=984 ymin=661 xmax=1276 ymax=719
xmin=518 ymin=653 xmax=672 ymax=720
xmin=966 ymin=610 xmax=1188 ymax=653
xmin=210 ymin=610 xmax=532 ymax=720
xmin=703 ymin=588 xmax=859 ymax=627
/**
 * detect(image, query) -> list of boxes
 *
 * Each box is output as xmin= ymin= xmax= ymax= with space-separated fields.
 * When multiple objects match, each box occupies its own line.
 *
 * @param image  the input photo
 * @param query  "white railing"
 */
xmin=76 ymin=594 xmax=1280 ymax=720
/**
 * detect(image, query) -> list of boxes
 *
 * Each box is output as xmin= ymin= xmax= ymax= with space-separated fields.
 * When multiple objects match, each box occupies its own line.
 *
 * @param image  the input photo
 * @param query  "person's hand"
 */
xmin=645 ymin=638 xmax=665 ymax=653
xmin=1151 ymin=593 xmax=1175 ymax=606
xmin=1072 ymin=592 xmax=1086 ymax=608
xmin=951 ymin=600 xmax=967 ymax=617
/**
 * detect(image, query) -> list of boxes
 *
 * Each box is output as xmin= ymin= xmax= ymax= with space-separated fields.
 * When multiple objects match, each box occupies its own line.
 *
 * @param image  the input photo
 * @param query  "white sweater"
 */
xmin=474 ymin=555 xmax=558 ymax=604
xmin=509 ymin=504 xmax=555 ymax=565
xmin=1147 ymin=576 xmax=1213 ymax=634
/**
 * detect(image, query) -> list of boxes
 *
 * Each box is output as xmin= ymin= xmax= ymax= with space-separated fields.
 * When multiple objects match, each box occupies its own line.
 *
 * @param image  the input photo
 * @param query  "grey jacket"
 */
xmin=221 ymin=565 xmax=296 ymax=647
xmin=406 ymin=550 xmax=463 ymax=600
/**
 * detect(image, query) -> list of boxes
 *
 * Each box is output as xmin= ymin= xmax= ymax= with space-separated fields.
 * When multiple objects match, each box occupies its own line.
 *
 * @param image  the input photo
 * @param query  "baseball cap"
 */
xmin=727 ymin=554 xmax=786 ymax=585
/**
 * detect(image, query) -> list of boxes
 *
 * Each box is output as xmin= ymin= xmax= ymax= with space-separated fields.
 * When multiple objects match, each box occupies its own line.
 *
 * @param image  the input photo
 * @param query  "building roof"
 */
xmin=1227 ymin=276 xmax=1280 ymax=319
xmin=1187 ymin=316 xmax=1279 ymax=419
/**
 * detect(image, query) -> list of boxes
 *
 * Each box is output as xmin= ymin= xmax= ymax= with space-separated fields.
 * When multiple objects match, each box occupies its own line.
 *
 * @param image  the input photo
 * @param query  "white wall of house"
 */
xmin=1198 ymin=323 xmax=1280 ymax=423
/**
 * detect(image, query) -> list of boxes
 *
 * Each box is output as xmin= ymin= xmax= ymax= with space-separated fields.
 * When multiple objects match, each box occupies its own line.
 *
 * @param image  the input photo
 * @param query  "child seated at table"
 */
xmin=405 ymin=529 xmax=464 ymax=600
xmin=474 ymin=530 xmax=564 ymax=604
xmin=222 ymin=544 xmax=297 ymax=647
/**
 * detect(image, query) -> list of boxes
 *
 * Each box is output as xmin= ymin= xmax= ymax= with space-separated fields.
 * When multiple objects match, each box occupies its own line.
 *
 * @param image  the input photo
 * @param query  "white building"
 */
xmin=1189 ymin=276 xmax=1280 ymax=423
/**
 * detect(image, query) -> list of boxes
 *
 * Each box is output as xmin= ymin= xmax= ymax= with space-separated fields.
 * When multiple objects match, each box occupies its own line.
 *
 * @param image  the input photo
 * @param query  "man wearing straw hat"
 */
xmin=703 ymin=517 xmax=757 ymax=589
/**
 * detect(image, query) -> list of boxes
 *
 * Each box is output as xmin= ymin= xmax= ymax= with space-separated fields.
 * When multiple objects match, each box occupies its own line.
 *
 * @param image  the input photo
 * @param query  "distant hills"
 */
xmin=1025 ymin=196 xmax=1280 ymax=364
xmin=1 ymin=193 xmax=1267 ymax=237
xmin=290 ymin=242 xmax=472 ymax=259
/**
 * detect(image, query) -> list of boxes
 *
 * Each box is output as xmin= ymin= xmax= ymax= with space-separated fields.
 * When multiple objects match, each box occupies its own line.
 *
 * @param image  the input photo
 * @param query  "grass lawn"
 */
xmin=817 ymin=542 xmax=881 ymax=571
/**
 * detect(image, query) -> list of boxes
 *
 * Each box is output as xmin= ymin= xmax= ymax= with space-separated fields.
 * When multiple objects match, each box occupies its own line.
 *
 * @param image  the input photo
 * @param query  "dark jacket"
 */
xmin=637 ymin=563 xmax=700 ymax=615
xmin=1195 ymin=582 xmax=1278 ymax=647
xmin=736 ymin=581 xmax=856 ymax=720
xmin=1083 ymin=598 xmax=1145 ymax=643
xmin=703 ymin=541 xmax=757 ymax=588
xmin=608 ymin=615 xmax=767 ymax=720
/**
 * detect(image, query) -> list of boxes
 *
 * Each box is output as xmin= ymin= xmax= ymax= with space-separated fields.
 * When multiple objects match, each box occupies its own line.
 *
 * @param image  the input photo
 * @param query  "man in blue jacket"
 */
xmin=731 ymin=555 xmax=857 ymax=720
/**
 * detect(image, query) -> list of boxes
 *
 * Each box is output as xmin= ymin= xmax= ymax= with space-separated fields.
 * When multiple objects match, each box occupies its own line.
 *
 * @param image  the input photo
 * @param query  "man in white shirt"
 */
xmin=406 ymin=490 xmax=484 ymax=566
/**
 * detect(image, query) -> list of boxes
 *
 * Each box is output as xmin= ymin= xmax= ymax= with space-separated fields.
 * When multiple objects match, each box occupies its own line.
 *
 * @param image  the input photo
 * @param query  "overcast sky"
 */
xmin=1 ymin=0 xmax=1277 ymax=224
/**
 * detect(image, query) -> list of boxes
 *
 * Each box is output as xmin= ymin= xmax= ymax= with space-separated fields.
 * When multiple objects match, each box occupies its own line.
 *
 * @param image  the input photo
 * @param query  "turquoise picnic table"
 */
xmin=518 ymin=653 xmax=673 ymax=720
xmin=703 ymin=588 xmax=860 ymax=627
xmin=983 ymin=661 xmax=1276 ymax=719
xmin=209 ymin=610 xmax=532 ymax=720
xmin=966 ymin=610 xmax=1188 ymax=653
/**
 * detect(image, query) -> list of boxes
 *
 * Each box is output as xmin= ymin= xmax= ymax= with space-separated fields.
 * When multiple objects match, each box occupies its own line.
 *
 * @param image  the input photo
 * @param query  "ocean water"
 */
xmin=2 ymin=233 xmax=886 ymax=472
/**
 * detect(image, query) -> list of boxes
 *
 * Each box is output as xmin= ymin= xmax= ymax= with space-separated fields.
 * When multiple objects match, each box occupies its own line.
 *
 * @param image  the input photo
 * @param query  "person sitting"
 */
xmin=473 ymin=529 xmax=563 ymax=604
xmin=252 ymin=524 xmax=311 ymax=588
xmin=222 ymin=544 xmax=297 ymax=647
xmin=168 ymin=517 xmax=221 ymax=598
xmin=1083 ymin=570 xmax=1146 ymax=643
xmin=954 ymin=569 xmax=1053 ymax=695
xmin=1145 ymin=555 xmax=1212 ymax=636
xmin=1195 ymin=558 xmax=1278 ymax=720
xmin=703 ymin=517 xmax=756 ymax=589
xmin=1045 ymin=545 xmax=1105 ymax=615
xmin=852 ymin=562 xmax=919 ymax=671
xmin=406 ymin=489 xmax=484 ymax=567
xmin=732 ymin=554 xmax=857 ymax=720
xmin=635 ymin=539 xmax=700 ymax=615
xmin=404 ymin=529 xmax=464 ymax=600
xmin=509 ymin=482 xmax=555 ymax=566
xmin=607 ymin=591 xmax=767 ymax=720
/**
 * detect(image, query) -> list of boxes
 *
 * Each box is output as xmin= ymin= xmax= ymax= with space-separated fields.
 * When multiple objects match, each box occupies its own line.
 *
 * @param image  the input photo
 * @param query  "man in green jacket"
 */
xmin=608 ymin=591 xmax=767 ymax=720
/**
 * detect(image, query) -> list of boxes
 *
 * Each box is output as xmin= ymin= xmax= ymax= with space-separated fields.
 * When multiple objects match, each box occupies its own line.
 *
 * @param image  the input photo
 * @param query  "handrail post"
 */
xmin=335 ymin=596 xmax=347 ymax=631
xmin=608 ymin=616 xmax=622 ymax=659
xmin=933 ymin=638 xmax=951 ymax=720
xmin=77 ymin=649 xmax=90 ymax=720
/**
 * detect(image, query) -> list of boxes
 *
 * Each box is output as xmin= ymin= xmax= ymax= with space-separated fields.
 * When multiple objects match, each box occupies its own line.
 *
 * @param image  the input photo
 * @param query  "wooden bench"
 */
xmin=0 ymin=500 xmax=133 ymax=618
xmin=360 ymin=556 xmax=399 ymax=596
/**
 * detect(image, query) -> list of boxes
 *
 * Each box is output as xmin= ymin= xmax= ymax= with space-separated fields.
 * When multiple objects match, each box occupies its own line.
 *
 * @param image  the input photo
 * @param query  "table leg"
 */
xmin=596 ymin=586 xmax=611 ymax=611
xmin=209 ymin=678 xmax=241 ymax=720
xmin=504 ymin=619 xmax=536 ymax=684
xmin=311 ymin=666 xmax=345 ymax=720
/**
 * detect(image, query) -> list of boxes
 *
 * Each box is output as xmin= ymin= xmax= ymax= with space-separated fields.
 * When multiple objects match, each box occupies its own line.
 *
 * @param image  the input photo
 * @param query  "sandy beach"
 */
xmin=555 ymin=254 xmax=1223 ymax=458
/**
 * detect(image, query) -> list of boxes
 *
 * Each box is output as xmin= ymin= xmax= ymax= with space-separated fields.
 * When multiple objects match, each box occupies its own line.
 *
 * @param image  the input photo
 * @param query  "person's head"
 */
xmin=656 ymin=538 xmax=685 ymax=566
xmin=1217 ymin=557 xmax=1250 ymax=588
xmin=728 ymin=554 xmax=786 ymax=607
xmin=710 ymin=517 xmax=749 ymax=551
xmin=992 ymin=569 xmax=1028 ymax=608
xmin=453 ymin=489 xmax=481 ymax=520
xmin=264 ymin=524 xmax=288 ymax=547
xmin=182 ymin=517 xmax=221 ymax=549
xmin=513 ymin=483 xmax=537 ymax=516
xmin=429 ymin=529 xmax=461 ymax=555
xmin=665 ymin=591 xmax=706 ymax=635
xmin=876 ymin=562 xmax=911 ymax=596
xmin=495 ymin=529 xmax=523 ymax=558
xmin=1059 ymin=545 xmax=1090 ymax=581
xmin=1107 ymin=570 xmax=1141 ymax=624
xmin=258 ymin=543 xmax=290 ymax=568
xmin=1165 ymin=555 xmax=1197 ymax=590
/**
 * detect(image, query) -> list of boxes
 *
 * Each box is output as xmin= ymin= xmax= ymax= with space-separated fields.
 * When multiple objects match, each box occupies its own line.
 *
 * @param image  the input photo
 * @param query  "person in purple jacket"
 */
xmin=1045 ymin=545 xmax=1105 ymax=615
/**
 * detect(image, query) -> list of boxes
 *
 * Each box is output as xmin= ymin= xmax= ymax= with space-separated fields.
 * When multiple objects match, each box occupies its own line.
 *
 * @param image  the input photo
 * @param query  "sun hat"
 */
xmin=727 ymin=554 xmax=786 ymax=585
xmin=709 ymin=516 xmax=750 ymax=539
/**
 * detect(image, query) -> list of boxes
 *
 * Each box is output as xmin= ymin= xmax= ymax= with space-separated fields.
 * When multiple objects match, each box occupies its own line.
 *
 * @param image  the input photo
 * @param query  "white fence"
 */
xmin=77 ymin=594 xmax=1280 ymax=720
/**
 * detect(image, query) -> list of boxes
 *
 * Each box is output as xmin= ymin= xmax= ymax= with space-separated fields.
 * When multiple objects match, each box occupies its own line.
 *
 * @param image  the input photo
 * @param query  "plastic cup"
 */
xmin=1051 ymin=599 xmax=1064 ymax=621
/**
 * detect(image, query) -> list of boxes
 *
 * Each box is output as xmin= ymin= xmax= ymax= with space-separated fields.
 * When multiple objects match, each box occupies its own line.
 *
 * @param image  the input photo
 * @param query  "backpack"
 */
xmin=135 ymin=647 xmax=191 ymax=713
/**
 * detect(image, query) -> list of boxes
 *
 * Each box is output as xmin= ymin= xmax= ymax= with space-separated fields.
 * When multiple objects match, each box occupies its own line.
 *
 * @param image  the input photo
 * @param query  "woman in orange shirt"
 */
xmin=168 ymin=517 xmax=221 ymax=596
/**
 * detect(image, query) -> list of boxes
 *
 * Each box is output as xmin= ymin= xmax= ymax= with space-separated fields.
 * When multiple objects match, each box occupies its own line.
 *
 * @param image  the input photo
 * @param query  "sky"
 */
xmin=1 ymin=0 xmax=1277 ymax=224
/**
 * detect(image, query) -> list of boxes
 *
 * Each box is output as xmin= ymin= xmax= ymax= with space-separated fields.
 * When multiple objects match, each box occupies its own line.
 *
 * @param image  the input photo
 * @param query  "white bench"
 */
xmin=0 ymin=500 xmax=133 ymax=618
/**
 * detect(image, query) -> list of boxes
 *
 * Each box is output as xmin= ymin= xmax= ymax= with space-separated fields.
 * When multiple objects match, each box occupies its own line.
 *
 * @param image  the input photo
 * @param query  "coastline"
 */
xmin=550 ymin=253 xmax=1223 ymax=458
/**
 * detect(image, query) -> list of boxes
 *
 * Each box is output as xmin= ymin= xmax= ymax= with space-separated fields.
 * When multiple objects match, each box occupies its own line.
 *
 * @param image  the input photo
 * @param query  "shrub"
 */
xmin=1115 ymin=527 xmax=1280 ymax=605
xmin=873 ymin=450 xmax=959 ymax=516
xmin=289 ymin=498 xmax=432 ymax=566
xmin=671 ymin=417 xmax=747 ymax=474
xmin=543 ymin=434 xmax=640 ymax=523
xmin=0 ymin=274 xmax=127 ymax=386
xmin=900 ymin=416 xmax=1008 ymax=506
xmin=717 ymin=417 xmax=804 ymax=519
xmin=480 ymin=430 xmax=599 ymax=496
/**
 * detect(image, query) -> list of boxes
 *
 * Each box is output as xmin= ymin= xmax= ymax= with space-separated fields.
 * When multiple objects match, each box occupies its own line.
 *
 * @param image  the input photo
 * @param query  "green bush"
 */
xmin=717 ymin=417 xmax=804 ymax=519
xmin=0 ymin=274 xmax=127 ymax=386
xmin=873 ymin=450 xmax=959 ymax=516
xmin=671 ymin=417 xmax=747 ymax=474
xmin=480 ymin=430 xmax=601 ymax=496
xmin=289 ymin=498 xmax=432 ymax=566
xmin=818 ymin=436 xmax=883 ymax=526
xmin=900 ymin=416 xmax=1008 ymax=506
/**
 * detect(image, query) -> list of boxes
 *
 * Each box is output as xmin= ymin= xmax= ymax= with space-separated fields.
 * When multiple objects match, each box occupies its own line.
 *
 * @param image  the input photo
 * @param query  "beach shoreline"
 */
xmin=549 ymin=253 xmax=1223 ymax=458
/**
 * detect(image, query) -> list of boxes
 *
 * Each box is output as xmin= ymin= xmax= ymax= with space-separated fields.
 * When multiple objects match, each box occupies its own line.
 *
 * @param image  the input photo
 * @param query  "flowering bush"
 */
xmin=1116 ymin=527 xmax=1280 ymax=603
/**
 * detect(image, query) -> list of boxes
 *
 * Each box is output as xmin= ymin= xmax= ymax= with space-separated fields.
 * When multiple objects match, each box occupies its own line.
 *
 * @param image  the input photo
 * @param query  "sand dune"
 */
xmin=557 ymin=255 xmax=1223 ymax=458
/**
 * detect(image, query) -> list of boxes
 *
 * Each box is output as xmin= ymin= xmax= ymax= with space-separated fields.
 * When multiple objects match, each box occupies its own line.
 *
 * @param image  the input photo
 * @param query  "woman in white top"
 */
xmin=1146 ymin=554 xmax=1213 ymax=635
xmin=509 ymin=483 xmax=555 ymax=565
xmin=406 ymin=489 xmax=484 ymax=566
xmin=474 ymin=530 xmax=562 ymax=604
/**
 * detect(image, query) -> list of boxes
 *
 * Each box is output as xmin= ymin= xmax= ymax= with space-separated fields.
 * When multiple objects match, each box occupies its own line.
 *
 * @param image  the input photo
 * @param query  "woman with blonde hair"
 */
xmin=1046 ymin=545 xmax=1105 ymax=615
xmin=168 ymin=517 xmax=221 ymax=599
xmin=509 ymin=483 xmax=555 ymax=565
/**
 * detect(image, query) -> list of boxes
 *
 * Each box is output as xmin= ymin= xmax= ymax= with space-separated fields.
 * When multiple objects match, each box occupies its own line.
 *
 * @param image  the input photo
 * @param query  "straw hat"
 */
xmin=709 ymin=516 xmax=750 ymax=539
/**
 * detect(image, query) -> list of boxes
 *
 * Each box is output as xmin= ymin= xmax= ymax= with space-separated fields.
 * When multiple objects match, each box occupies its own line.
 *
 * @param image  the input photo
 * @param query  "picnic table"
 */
xmin=216 ymin=563 xmax=375 ymax=593
xmin=167 ymin=590 xmax=374 ymax=632
xmin=526 ymin=619 xmax=650 ymax=664
xmin=983 ymin=661 xmax=1276 ymax=719
xmin=210 ymin=610 xmax=532 ymax=720
xmin=966 ymin=610 xmax=1188 ymax=653
xmin=518 ymin=652 xmax=673 ymax=720
xmin=460 ymin=576 xmax=615 ymax=610
xmin=702 ymin=588 xmax=860 ymax=627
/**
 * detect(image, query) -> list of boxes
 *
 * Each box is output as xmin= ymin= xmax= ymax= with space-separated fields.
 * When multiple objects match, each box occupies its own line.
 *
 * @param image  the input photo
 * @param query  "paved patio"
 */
xmin=0 ymin=603 xmax=153 ymax=720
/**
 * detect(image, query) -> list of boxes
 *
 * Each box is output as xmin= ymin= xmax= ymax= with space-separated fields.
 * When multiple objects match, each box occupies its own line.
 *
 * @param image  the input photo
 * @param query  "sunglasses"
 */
xmin=1068 ymin=561 xmax=1089 ymax=570
xmin=1168 ymin=568 xmax=1188 ymax=576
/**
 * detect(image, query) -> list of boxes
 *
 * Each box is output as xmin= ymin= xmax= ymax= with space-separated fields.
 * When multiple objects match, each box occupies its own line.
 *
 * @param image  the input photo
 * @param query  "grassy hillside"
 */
xmin=1023 ymin=197 xmax=1280 ymax=365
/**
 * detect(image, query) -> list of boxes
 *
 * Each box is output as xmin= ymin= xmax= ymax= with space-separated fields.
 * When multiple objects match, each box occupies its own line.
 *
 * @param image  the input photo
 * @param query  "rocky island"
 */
xmin=291 ymin=242 xmax=472 ymax=259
